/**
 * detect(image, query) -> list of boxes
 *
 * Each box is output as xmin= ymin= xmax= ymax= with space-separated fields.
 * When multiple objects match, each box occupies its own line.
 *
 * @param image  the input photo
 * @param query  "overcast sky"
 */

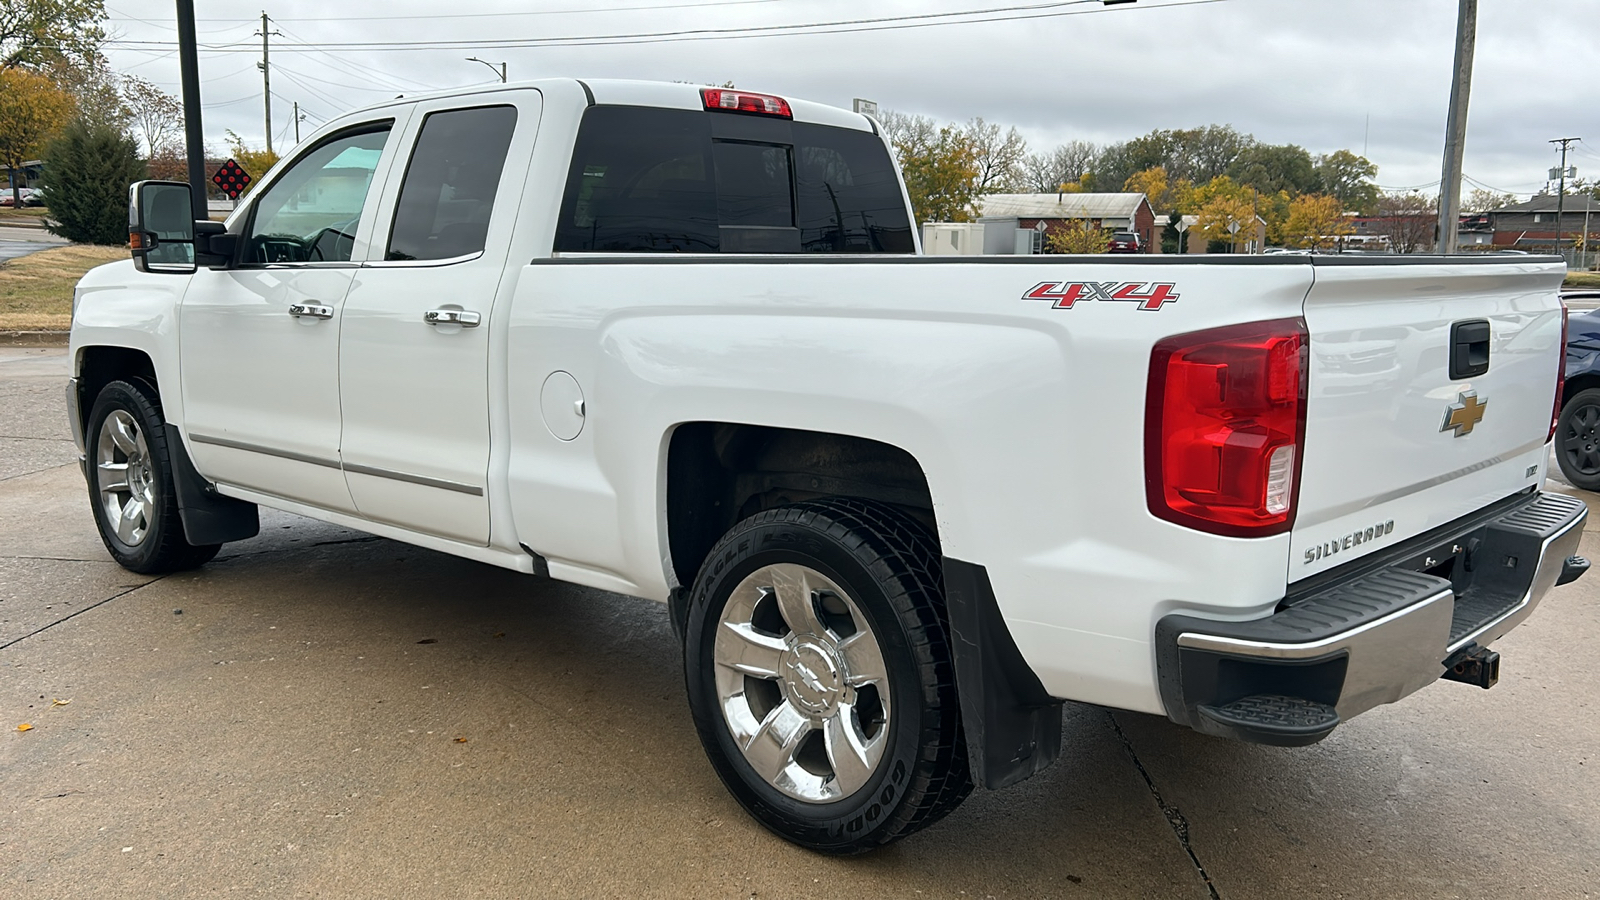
xmin=102 ymin=0 xmax=1598 ymax=197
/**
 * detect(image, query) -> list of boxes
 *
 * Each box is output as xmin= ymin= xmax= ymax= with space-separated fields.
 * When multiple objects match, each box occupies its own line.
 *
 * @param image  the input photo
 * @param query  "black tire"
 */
xmin=1557 ymin=387 xmax=1600 ymax=492
xmin=84 ymin=380 xmax=221 ymax=574
xmin=683 ymin=498 xmax=971 ymax=854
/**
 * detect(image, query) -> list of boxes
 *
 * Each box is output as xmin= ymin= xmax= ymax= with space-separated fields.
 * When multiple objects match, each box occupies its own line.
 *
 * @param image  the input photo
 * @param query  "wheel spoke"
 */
xmin=838 ymin=631 xmax=888 ymax=687
xmin=743 ymin=700 xmax=811 ymax=783
xmin=715 ymin=621 xmax=786 ymax=679
xmin=97 ymin=461 xmax=130 ymax=493
xmin=771 ymin=565 xmax=828 ymax=639
xmin=824 ymin=703 xmax=877 ymax=796
xmin=115 ymin=499 xmax=145 ymax=542
xmin=1585 ymin=447 xmax=1600 ymax=471
xmin=109 ymin=415 xmax=138 ymax=454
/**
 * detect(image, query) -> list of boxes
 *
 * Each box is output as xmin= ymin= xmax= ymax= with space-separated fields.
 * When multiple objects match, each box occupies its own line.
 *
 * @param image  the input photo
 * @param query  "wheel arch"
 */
xmin=664 ymin=421 xmax=938 ymax=595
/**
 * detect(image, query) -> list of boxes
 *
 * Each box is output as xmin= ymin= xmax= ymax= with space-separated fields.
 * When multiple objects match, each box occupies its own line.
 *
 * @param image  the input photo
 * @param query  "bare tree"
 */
xmin=1018 ymin=141 xmax=1099 ymax=193
xmin=122 ymin=75 xmax=181 ymax=157
xmin=1369 ymin=192 xmax=1438 ymax=254
xmin=963 ymin=117 xmax=1028 ymax=193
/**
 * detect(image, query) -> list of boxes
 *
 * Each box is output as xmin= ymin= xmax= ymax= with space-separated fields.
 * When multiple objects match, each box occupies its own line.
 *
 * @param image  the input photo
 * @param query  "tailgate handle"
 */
xmin=1450 ymin=320 xmax=1490 ymax=379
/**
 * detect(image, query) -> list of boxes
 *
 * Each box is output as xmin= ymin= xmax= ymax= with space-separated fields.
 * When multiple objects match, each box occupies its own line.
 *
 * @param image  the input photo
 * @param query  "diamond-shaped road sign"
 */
xmin=212 ymin=158 xmax=252 ymax=200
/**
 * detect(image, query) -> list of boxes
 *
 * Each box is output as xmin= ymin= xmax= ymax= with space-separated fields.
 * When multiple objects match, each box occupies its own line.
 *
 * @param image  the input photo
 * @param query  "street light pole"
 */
xmin=1435 ymin=0 xmax=1477 ymax=254
xmin=175 ymin=0 xmax=207 ymax=220
xmin=466 ymin=57 xmax=507 ymax=83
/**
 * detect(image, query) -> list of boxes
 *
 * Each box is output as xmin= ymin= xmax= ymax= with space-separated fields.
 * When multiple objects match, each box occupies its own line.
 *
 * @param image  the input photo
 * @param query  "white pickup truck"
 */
xmin=69 ymin=78 xmax=1589 ymax=853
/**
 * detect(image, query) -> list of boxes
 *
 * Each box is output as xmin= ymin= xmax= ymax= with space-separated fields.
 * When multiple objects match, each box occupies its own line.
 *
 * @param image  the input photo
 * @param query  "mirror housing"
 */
xmin=129 ymin=180 xmax=198 ymax=274
xmin=195 ymin=220 xmax=238 ymax=268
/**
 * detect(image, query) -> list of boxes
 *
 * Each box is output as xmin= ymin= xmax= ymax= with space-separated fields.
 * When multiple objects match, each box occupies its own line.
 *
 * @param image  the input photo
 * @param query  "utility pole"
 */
xmin=256 ymin=12 xmax=280 ymax=154
xmin=293 ymin=101 xmax=300 ymax=144
xmin=1550 ymin=137 xmax=1580 ymax=260
xmin=176 ymin=0 xmax=207 ymax=220
xmin=1435 ymin=0 xmax=1476 ymax=254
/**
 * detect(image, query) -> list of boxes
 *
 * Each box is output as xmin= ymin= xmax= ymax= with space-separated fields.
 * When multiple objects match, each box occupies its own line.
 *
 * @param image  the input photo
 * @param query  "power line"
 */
xmin=101 ymin=0 xmax=1225 ymax=53
xmin=108 ymin=0 xmax=799 ymax=25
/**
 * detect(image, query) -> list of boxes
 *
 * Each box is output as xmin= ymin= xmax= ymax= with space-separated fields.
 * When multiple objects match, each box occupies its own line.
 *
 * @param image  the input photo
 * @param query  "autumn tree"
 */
xmin=1 ymin=0 xmax=107 ymax=70
xmin=50 ymin=53 xmax=128 ymax=133
xmin=123 ymin=75 xmax=182 ymax=156
xmin=1045 ymin=219 xmax=1110 ymax=254
xmin=1313 ymin=149 xmax=1379 ymax=214
xmin=224 ymin=130 xmax=281 ymax=195
xmin=964 ymin=117 xmax=1028 ymax=194
xmin=1463 ymin=187 xmax=1518 ymax=213
xmin=0 ymin=66 xmax=73 ymax=206
xmin=1178 ymin=175 xmax=1260 ymax=246
xmin=1281 ymin=194 xmax=1352 ymax=249
xmin=40 ymin=118 xmax=144 ymax=244
xmin=1370 ymin=191 xmax=1437 ymax=254
xmin=1124 ymin=166 xmax=1183 ymax=213
xmin=879 ymin=111 xmax=980 ymax=223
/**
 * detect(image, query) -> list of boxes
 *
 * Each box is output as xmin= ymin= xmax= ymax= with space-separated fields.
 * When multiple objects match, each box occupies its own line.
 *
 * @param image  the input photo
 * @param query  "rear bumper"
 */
xmin=1155 ymin=490 xmax=1588 ymax=746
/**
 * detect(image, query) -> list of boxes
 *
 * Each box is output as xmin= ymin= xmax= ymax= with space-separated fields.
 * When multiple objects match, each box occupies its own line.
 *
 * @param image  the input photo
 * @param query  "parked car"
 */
xmin=1556 ymin=293 xmax=1600 ymax=489
xmin=1106 ymin=230 xmax=1141 ymax=253
xmin=68 ymin=78 xmax=1587 ymax=853
xmin=0 ymin=187 xmax=42 ymax=208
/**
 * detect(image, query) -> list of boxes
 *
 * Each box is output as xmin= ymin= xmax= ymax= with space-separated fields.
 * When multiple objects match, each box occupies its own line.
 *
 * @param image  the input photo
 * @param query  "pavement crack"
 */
xmin=0 ymin=577 xmax=166 ymax=652
xmin=1108 ymin=711 xmax=1223 ymax=900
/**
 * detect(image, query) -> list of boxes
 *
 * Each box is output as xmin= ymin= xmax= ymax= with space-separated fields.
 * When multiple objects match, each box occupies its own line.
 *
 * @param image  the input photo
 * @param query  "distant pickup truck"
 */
xmin=68 ymin=78 xmax=1588 ymax=853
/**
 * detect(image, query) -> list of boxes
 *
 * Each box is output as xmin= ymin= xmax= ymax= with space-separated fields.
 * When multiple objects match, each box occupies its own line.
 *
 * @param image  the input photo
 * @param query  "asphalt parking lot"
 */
xmin=2 ymin=345 xmax=1597 ymax=899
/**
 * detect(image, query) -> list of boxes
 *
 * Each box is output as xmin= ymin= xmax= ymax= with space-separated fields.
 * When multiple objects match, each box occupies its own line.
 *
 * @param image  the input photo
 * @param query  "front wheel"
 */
xmin=1557 ymin=387 xmax=1600 ymax=492
xmin=85 ymin=380 xmax=220 ymax=573
xmin=683 ymin=499 xmax=971 ymax=854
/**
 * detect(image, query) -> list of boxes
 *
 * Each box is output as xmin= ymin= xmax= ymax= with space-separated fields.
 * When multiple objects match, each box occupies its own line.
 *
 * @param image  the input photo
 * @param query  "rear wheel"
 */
xmin=1557 ymin=387 xmax=1600 ymax=491
xmin=85 ymin=380 xmax=220 ymax=574
xmin=683 ymin=499 xmax=970 ymax=853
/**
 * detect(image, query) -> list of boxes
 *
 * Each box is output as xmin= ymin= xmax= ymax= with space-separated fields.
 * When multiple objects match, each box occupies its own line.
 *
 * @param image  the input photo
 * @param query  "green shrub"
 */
xmin=40 ymin=120 xmax=146 ymax=245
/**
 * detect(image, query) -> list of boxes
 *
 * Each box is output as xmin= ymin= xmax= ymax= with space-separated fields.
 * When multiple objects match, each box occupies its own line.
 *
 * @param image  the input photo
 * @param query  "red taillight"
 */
xmin=700 ymin=88 xmax=792 ymax=119
xmin=1146 ymin=318 xmax=1309 ymax=537
xmin=1551 ymin=301 xmax=1569 ymax=443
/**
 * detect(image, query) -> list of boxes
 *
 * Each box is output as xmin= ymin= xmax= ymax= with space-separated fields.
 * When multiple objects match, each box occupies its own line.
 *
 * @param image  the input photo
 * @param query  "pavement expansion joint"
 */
xmin=0 ymin=577 xmax=167 ymax=652
xmin=1108 ymin=711 xmax=1224 ymax=900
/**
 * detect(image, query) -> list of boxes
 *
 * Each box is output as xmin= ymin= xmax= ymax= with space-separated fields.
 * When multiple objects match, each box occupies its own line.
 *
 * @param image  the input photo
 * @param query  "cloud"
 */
xmin=106 ymin=0 xmax=1594 ymax=195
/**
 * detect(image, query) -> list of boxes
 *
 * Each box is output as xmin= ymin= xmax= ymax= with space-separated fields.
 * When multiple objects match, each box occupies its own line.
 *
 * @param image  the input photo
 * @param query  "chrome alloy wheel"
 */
xmin=713 ymin=563 xmax=891 ymax=803
xmin=96 ymin=409 xmax=156 ymax=547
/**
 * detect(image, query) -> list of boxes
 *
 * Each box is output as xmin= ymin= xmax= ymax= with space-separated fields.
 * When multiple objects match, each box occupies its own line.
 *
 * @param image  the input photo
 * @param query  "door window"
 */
xmin=243 ymin=125 xmax=391 ymax=264
xmin=385 ymin=106 xmax=519 ymax=261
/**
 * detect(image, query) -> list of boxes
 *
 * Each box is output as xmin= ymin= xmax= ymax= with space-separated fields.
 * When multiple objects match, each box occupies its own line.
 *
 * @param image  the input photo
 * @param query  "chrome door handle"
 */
xmin=288 ymin=303 xmax=334 ymax=319
xmin=423 ymin=309 xmax=481 ymax=328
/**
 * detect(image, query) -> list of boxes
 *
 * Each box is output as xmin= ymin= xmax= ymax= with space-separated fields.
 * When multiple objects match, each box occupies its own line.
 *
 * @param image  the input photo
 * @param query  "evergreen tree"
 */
xmin=40 ymin=119 xmax=145 ymax=245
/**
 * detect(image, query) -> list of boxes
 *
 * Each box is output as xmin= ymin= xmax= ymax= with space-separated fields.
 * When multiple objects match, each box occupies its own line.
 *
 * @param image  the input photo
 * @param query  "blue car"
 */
xmin=1557 ymin=291 xmax=1600 ymax=490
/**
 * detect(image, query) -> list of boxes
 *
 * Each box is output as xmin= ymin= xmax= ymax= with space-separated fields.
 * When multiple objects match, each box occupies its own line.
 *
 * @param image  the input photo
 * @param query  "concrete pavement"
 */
xmin=3 ymin=347 xmax=1597 ymax=898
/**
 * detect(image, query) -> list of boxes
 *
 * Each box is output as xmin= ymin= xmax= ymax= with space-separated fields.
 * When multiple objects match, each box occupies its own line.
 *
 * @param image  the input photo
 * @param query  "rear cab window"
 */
xmin=554 ymin=105 xmax=913 ymax=254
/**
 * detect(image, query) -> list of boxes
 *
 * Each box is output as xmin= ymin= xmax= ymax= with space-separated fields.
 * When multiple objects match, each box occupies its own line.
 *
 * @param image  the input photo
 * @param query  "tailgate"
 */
xmin=1290 ymin=258 xmax=1565 ymax=582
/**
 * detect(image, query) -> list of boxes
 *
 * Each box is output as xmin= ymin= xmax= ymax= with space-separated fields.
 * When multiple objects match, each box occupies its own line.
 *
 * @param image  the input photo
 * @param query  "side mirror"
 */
xmin=129 ymin=180 xmax=197 ymax=274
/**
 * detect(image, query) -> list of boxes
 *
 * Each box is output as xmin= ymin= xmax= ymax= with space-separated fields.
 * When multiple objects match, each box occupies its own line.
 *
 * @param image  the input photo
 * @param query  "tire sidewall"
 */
xmin=85 ymin=381 xmax=179 ymax=571
xmin=1558 ymin=388 xmax=1600 ymax=490
xmin=685 ymin=514 xmax=929 ymax=851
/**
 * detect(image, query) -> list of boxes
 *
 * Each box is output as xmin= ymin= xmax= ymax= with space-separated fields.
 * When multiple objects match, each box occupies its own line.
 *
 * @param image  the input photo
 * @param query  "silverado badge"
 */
xmin=1441 ymin=391 xmax=1487 ymax=437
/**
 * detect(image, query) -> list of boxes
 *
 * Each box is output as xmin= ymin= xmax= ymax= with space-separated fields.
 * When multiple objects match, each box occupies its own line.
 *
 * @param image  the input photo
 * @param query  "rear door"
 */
xmin=336 ymin=93 xmax=537 ymax=544
xmin=1290 ymin=259 xmax=1565 ymax=582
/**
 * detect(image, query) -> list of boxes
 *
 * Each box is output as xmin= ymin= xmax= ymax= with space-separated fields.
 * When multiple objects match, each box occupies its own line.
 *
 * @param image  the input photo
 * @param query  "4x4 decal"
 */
xmin=1024 ymin=281 xmax=1180 ymax=311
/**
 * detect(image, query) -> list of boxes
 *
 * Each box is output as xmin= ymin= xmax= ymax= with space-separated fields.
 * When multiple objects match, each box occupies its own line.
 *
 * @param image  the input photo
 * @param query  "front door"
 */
xmin=337 ymin=96 xmax=536 ymax=543
xmin=180 ymin=118 xmax=406 ymax=512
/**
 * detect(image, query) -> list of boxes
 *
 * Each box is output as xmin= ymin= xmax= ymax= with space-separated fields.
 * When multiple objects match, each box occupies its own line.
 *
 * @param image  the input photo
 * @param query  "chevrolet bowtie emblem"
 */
xmin=1441 ymin=391 xmax=1487 ymax=437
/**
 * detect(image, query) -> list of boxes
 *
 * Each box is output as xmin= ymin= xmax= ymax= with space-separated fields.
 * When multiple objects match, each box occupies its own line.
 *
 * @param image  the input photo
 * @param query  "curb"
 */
xmin=0 ymin=331 xmax=69 ymax=346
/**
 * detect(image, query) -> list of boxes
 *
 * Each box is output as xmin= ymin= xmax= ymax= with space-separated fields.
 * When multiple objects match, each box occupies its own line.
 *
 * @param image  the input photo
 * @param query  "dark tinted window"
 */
xmin=554 ymin=106 xmax=912 ymax=254
xmin=386 ymin=106 xmax=518 ymax=261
